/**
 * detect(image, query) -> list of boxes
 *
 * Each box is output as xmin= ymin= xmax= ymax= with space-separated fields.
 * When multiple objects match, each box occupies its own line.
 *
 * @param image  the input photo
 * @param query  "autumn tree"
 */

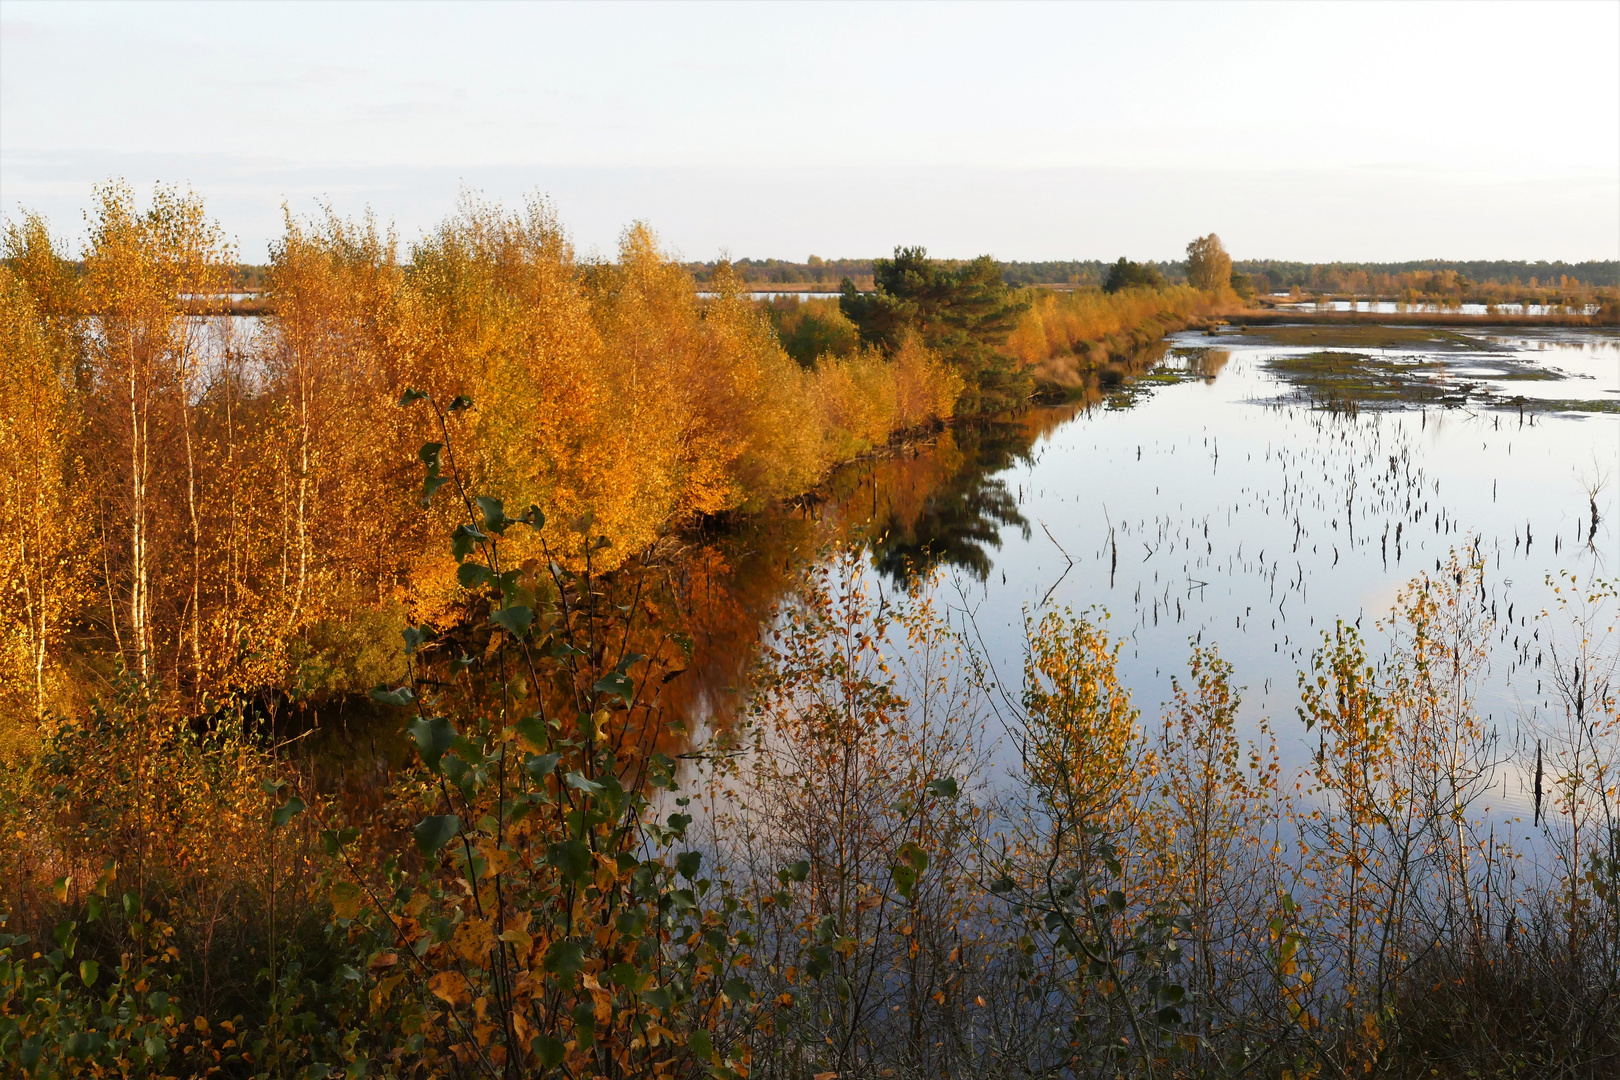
xmin=1186 ymin=233 xmax=1233 ymax=292
xmin=0 ymin=217 xmax=88 ymax=741
xmin=76 ymin=183 xmax=233 ymax=690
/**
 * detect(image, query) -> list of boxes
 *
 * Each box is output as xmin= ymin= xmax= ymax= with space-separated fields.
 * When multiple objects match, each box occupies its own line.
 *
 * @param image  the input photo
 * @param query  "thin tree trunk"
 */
xmin=178 ymin=319 xmax=203 ymax=700
xmin=129 ymin=358 xmax=148 ymax=680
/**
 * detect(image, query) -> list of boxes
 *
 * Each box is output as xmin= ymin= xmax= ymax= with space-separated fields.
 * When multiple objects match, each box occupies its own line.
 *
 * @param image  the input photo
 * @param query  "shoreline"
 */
xmin=1224 ymin=309 xmax=1615 ymax=329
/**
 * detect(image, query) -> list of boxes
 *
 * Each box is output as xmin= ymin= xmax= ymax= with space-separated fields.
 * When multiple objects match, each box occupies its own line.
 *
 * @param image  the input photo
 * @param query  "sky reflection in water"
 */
xmin=838 ymin=327 xmax=1618 ymax=830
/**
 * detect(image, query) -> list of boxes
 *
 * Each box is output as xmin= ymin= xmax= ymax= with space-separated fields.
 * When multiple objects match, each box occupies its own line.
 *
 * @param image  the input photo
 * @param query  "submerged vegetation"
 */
xmin=2 ymin=183 xmax=1617 ymax=1077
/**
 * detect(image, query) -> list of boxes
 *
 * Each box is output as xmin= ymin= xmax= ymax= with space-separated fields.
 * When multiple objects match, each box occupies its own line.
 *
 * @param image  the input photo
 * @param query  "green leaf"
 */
xmin=542 ymin=939 xmax=585 ymax=975
xmin=1107 ymin=889 xmax=1127 ymax=912
xmin=688 ymin=1028 xmax=714 ymax=1061
xmin=19 ymin=1035 xmax=42 ymax=1068
xmin=524 ymin=752 xmax=561 ymax=782
xmin=475 ymin=495 xmax=510 ymax=534
xmin=592 ymin=671 xmax=634 ymax=706
xmin=490 ymin=605 xmax=534 ymax=638
xmin=517 ymin=504 xmax=545 ymax=530
xmin=79 ymin=959 xmax=98 ymax=987
xmin=892 ymin=842 xmax=930 ymax=900
xmin=450 ymin=523 xmax=486 ymax=561
xmin=457 ymin=562 xmax=493 ymax=589
xmin=414 ymin=814 xmax=460 ymax=857
xmin=369 ymin=684 xmax=415 ymax=707
xmin=66 ymin=1031 xmax=108 ymax=1058
xmin=565 ymin=771 xmax=604 ymax=796
xmin=675 ymin=851 xmax=702 ymax=880
xmin=514 ymin=714 xmax=549 ymax=750
xmin=548 ymin=838 xmax=591 ymax=881
xmin=421 ymin=473 xmax=449 ymax=505
xmin=398 ymin=388 xmax=427 ymax=407
xmin=407 ymin=716 xmax=457 ymax=773
xmin=446 ymin=394 xmax=474 ymax=412
xmin=989 ymin=875 xmax=1015 ymax=894
xmin=401 ymin=625 xmax=428 ymax=656
xmin=925 ymin=777 xmax=958 ymax=798
xmin=723 ymin=977 xmax=753 ymax=1002
xmin=572 ymin=1002 xmax=597 ymax=1043
xmin=532 ymin=1034 xmax=566 ymax=1068
xmin=272 ymin=795 xmax=306 ymax=828
xmin=417 ymin=441 xmax=443 ymax=469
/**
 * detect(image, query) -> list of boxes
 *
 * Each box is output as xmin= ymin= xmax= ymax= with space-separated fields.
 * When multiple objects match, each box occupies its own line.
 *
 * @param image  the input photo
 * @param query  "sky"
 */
xmin=2 ymin=0 xmax=1617 ymax=264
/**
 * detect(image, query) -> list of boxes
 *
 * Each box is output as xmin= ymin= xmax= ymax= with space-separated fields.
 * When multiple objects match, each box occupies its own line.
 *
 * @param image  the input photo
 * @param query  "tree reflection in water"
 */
xmin=863 ymin=417 xmax=1036 ymax=582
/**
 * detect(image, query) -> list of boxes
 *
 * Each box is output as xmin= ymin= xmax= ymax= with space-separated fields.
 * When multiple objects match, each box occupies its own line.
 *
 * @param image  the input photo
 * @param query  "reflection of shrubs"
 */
xmin=287 ymin=604 xmax=409 ymax=699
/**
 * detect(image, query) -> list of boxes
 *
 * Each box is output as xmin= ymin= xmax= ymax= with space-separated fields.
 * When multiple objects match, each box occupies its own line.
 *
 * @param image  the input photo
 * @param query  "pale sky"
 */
xmin=2 ymin=0 xmax=1617 ymax=263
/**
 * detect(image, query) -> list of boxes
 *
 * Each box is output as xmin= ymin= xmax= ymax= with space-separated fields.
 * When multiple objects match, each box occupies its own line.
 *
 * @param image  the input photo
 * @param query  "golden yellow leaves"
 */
xmin=330 ymin=880 xmax=364 ymax=920
xmin=429 ymin=970 xmax=470 ymax=1007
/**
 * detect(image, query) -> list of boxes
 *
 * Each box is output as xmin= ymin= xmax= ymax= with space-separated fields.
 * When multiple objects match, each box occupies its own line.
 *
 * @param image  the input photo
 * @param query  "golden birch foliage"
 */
xmin=0 ymin=256 xmax=87 ymax=750
xmin=1006 ymin=284 xmax=1219 ymax=388
xmin=79 ymin=182 xmax=233 ymax=688
xmin=3 ymin=187 xmax=978 ymax=708
xmin=694 ymin=264 xmax=824 ymax=507
xmin=1186 ymin=234 xmax=1233 ymax=292
xmin=1022 ymin=609 xmax=1150 ymax=833
xmin=263 ymin=206 xmax=430 ymax=642
xmin=809 ymin=335 xmax=959 ymax=468
xmin=813 ymin=346 xmax=903 ymax=462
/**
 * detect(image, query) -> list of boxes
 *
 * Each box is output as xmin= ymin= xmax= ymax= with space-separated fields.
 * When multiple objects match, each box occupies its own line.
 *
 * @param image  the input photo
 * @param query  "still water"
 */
xmin=689 ymin=325 xmax=1619 ymax=827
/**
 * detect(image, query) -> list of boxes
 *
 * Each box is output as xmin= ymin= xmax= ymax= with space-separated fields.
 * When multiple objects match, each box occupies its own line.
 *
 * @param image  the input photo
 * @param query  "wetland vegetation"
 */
xmin=2 ymin=184 xmax=1617 ymax=1079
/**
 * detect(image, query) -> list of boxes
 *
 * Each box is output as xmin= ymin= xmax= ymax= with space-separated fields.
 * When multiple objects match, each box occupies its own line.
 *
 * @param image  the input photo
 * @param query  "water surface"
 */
xmin=699 ymin=326 xmax=1619 ymax=828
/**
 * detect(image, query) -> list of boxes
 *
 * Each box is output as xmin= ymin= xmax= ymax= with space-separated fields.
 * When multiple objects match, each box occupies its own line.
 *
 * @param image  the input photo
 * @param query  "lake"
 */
xmin=680 ymin=324 xmax=1619 ymax=840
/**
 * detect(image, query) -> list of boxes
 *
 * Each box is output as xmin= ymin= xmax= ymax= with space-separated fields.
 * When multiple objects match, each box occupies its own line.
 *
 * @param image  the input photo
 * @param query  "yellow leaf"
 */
xmin=429 ymin=970 xmax=470 ymax=1007
xmin=331 ymin=880 xmax=363 ymax=920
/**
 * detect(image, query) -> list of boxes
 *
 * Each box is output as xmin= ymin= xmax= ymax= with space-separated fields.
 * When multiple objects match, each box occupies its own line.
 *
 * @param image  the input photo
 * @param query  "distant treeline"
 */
xmin=690 ymin=257 xmax=1620 ymax=292
xmin=1235 ymin=259 xmax=1620 ymax=291
xmin=228 ymin=257 xmax=1618 ymax=295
